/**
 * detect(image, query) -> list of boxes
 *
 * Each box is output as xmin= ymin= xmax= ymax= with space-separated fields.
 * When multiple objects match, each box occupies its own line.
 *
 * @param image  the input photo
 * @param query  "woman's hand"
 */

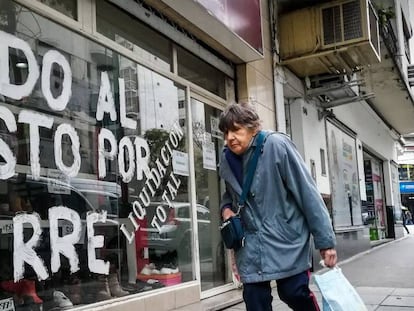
xmin=222 ymin=207 xmax=236 ymax=220
xmin=320 ymin=248 xmax=337 ymax=268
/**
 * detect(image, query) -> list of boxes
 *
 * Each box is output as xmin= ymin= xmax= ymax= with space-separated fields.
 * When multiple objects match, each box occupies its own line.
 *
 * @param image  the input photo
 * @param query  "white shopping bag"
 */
xmin=313 ymin=267 xmax=368 ymax=311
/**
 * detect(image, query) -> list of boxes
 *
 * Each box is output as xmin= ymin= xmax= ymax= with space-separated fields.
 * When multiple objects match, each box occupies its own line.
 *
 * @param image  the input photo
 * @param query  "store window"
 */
xmin=37 ymin=0 xmax=77 ymax=19
xmin=0 ymin=2 xmax=194 ymax=309
xmin=326 ymin=121 xmax=362 ymax=227
xmin=399 ymin=164 xmax=414 ymax=181
xmin=363 ymin=157 xmax=386 ymax=239
xmin=177 ymin=46 xmax=226 ymax=99
xmin=190 ymin=98 xmax=227 ymax=291
xmin=96 ymin=0 xmax=172 ymax=73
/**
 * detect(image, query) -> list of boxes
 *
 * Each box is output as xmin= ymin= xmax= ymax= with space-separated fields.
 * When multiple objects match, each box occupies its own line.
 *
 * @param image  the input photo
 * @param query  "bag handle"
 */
xmin=319 ymin=260 xmax=339 ymax=270
xmin=237 ymin=130 xmax=266 ymax=212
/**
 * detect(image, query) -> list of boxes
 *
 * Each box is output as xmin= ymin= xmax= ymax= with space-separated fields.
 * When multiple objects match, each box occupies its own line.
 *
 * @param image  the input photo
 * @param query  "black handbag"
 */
xmin=220 ymin=215 xmax=245 ymax=250
xmin=220 ymin=131 xmax=266 ymax=250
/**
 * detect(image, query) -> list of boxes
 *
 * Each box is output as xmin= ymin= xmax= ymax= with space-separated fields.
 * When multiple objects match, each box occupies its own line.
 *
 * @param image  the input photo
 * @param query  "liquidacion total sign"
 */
xmin=0 ymin=30 xmax=186 ymax=281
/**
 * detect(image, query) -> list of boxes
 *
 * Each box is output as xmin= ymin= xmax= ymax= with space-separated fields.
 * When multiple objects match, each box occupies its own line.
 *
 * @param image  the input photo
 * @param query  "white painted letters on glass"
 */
xmin=118 ymin=136 xmax=135 ymax=183
xmin=54 ymin=123 xmax=81 ymax=177
xmin=0 ymin=31 xmax=39 ymax=100
xmin=0 ymin=31 xmax=190 ymax=254
xmin=18 ymin=110 xmax=54 ymax=180
xmin=41 ymin=50 xmax=72 ymax=111
xmin=49 ymin=206 xmax=81 ymax=274
xmin=13 ymin=213 xmax=49 ymax=282
xmin=0 ymin=106 xmax=17 ymax=179
xmin=96 ymin=72 xmax=117 ymax=122
xmin=98 ymin=128 xmax=117 ymax=178
xmin=86 ymin=211 xmax=110 ymax=275
xmin=134 ymin=136 xmax=150 ymax=180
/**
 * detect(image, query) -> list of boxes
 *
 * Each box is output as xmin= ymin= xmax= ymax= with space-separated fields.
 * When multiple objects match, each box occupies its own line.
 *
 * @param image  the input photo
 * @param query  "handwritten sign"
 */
xmin=172 ymin=150 xmax=189 ymax=176
xmin=203 ymin=142 xmax=217 ymax=171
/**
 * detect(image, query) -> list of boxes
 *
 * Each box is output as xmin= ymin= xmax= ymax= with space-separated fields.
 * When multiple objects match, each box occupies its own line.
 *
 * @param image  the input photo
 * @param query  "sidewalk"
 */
xmin=221 ymin=285 xmax=414 ymax=310
xmin=173 ymin=233 xmax=414 ymax=310
xmin=174 ymin=284 xmax=414 ymax=311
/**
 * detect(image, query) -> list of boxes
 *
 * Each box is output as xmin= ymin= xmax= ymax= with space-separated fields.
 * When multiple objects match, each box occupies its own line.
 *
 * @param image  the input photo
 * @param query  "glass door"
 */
xmin=190 ymin=97 xmax=230 ymax=292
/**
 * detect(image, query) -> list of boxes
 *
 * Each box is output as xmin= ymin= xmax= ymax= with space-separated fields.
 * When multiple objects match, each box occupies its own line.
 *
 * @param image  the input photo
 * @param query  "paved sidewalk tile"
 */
xmin=381 ymin=295 xmax=414 ymax=307
xmin=376 ymin=307 xmax=414 ymax=310
xmin=356 ymin=287 xmax=394 ymax=305
xmin=393 ymin=288 xmax=414 ymax=297
xmin=218 ymin=286 xmax=414 ymax=310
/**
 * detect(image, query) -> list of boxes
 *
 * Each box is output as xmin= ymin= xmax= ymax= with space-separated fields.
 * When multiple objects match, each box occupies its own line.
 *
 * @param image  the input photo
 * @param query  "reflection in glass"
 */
xmin=191 ymin=98 xmax=228 ymax=291
xmin=177 ymin=46 xmax=227 ymax=99
xmin=37 ymin=0 xmax=77 ymax=19
xmin=96 ymin=0 xmax=171 ymax=72
xmin=0 ymin=2 xmax=192 ymax=309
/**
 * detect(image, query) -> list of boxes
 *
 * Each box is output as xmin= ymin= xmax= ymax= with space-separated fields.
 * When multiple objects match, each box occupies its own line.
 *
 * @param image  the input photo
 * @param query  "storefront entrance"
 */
xmin=190 ymin=97 xmax=229 ymax=294
xmin=363 ymin=153 xmax=387 ymax=240
xmin=0 ymin=1 xmax=235 ymax=309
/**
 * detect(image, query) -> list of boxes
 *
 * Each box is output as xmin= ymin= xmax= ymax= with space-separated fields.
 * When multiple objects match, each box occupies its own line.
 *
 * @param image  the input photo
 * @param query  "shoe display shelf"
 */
xmin=136 ymin=272 xmax=182 ymax=286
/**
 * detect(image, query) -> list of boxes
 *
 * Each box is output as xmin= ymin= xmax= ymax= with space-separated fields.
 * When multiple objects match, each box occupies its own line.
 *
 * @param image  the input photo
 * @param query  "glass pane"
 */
xmin=399 ymin=167 xmax=408 ymax=180
xmin=326 ymin=122 xmax=362 ymax=227
xmin=191 ymin=98 xmax=229 ymax=291
xmin=96 ymin=0 xmax=172 ymax=72
xmin=0 ymin=2 xmax=192 ymax=308
xmin=37 ymin=0 xmax=77 ymax=19
xmin=371 ymin=160 xmax=385 ymax=232
xmin=177 ymin=46 xmax=227 ymax=99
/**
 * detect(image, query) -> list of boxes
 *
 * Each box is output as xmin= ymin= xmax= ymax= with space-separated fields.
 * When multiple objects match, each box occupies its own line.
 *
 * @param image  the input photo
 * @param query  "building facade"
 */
xmin=1 ymin=0 xmax=414 ymax=310
xmin=0 ymin=0 xmax=276 ymax=310
xmin=278 ymin=0 xmax=414 ymax=260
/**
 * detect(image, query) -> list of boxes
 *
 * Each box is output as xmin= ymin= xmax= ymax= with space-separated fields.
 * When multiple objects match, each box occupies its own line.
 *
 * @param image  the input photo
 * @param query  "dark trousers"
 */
xmin=243 ymin=270 xmax=320 ymax=311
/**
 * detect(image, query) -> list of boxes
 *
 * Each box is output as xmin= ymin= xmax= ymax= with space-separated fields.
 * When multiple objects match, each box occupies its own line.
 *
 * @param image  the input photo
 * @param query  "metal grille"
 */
xmin=322 ymin=0 xmax=365 ymax=46
xmin=322 ymin=5 xmax=342 ymax=45
xmin=343 ymin=1 xmax=362 ymax=40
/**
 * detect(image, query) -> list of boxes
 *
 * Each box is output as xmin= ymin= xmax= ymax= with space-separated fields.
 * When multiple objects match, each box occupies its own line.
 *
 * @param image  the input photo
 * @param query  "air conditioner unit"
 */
xmin=279 ymin=0 xmax=380 ymax=77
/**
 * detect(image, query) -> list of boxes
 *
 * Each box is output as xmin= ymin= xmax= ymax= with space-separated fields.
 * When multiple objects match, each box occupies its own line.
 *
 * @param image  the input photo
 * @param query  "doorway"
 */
xmin=190 ymin=97 xmax=231 ymax=293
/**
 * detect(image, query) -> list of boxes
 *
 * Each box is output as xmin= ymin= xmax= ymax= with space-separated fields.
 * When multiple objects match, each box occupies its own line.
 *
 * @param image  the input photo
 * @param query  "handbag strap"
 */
xmin=237 ymin=130 xmax=266 ymax=211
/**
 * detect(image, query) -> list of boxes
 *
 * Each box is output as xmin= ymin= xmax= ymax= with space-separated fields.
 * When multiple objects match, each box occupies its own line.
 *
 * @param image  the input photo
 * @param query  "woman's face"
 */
xmin=225 ymin=124 xmax=258 ymax=155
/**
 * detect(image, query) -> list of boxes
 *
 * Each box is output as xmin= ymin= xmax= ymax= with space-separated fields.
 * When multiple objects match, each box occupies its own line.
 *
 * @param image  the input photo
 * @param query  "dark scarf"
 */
xmin=225 ymin=149 xmax=243 ymax=186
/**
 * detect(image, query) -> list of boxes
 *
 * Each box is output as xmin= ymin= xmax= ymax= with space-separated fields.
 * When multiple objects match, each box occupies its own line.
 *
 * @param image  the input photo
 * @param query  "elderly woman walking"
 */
xmin=219 ymin=102 xmax=337 ymax=311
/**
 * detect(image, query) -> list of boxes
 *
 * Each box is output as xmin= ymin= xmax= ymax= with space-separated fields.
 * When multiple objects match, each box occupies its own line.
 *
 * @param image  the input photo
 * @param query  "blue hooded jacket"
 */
xmin=219 ymin=131 xmax=336 ymax=283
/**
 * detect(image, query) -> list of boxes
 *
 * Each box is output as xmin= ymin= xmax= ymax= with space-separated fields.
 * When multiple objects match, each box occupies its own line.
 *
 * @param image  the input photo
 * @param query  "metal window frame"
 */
xmin=320 ymin=0 xmax=369 ymax=49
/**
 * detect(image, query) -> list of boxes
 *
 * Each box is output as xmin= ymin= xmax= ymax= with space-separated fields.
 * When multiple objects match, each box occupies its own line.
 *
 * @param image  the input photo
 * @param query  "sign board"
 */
xmin=400 ymin=182 xmax=414 ymax=194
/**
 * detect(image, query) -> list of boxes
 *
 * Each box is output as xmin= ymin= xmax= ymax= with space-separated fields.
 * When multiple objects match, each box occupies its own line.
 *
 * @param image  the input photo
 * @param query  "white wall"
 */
xmin=289 ymin=98 xmax=305 ymax=156
xmin=333 ymin=101 xmax=399 ymax=208
xmin=398 ymin=150 xmax=414 ymax=164
xmin=289 ymin=99 xmax=331 ymax=194
xmin=332 ymin=101 xmax=397 ymax=160
xmin=289 ymin=97 xmax=399 ymax=201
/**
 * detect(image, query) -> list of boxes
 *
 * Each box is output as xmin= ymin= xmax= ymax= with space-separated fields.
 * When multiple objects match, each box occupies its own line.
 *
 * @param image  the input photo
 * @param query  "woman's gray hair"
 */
xmin=218 ymin=102 xmax=262 ymax=133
